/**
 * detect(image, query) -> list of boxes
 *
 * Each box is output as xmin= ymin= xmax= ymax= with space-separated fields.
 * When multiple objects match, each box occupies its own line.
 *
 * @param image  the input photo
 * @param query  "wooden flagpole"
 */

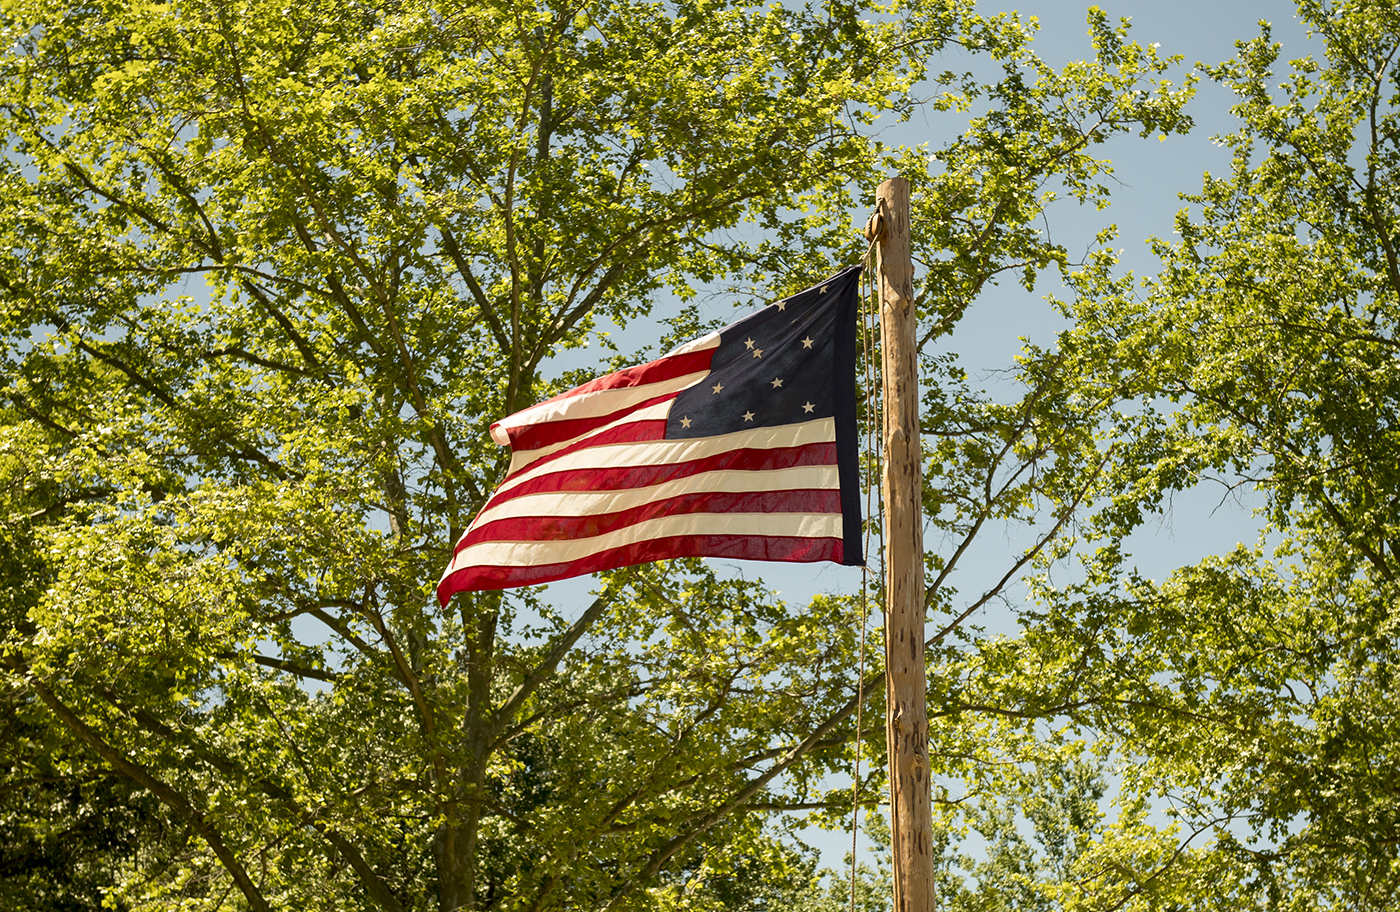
xmin=868 ymin=176 xmax=933 ymax=912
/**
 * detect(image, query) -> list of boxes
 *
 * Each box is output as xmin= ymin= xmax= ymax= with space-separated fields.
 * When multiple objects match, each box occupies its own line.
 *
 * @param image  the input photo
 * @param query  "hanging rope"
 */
xmin=849 ymin=227 xmax=885 ymax=912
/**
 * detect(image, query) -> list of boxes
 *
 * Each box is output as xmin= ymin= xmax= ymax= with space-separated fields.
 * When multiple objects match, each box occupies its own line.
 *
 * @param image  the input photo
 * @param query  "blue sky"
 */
xmin=560 ymin=2 xmax=1315 ymax=606
xmin=499 ymin=0 xmax=1320 ymax=874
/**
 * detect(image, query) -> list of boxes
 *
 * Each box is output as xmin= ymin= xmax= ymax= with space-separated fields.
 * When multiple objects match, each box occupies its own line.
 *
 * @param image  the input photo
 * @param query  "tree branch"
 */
xmin=24 ymin=673 xmax=273 ymax=912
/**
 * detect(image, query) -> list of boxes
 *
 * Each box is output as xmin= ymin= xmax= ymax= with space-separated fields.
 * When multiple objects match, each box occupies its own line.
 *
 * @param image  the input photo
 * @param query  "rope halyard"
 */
xmin=848 ymin=232 xmax=884 ymax=912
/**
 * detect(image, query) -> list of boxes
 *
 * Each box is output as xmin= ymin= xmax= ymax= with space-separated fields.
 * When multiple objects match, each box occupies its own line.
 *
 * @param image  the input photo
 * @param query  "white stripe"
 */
xmin=499 ymin=417 xmax=837 ymax=495
xmin=489 ymin=335 xmax=721 ymax=446
xmin=474 ymin=464 xmax=839 ymax=526
xmin=506 ymin=399 xmax=675 ymax=475
xmin=494 ymin=369 xmax=709 ymax=446
xmin=663 ymin=329 xmax=722 ymax=357
xmin=447 ymin=511 xmax=842 ymax=571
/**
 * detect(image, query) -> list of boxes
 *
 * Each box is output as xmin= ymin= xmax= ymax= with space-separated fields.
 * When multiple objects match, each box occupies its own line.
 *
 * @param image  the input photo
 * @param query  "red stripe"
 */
xmin=464 ymin=489 xmax=841 ymax=547
xmin=506 ymin=418 xmax=670 ymax=480
xmin=552 ymin=348 xmax=712 ymax=398
xmin=475 ymin=441 xmax=839 ymax=539
xmin=506 ymin=390 xmax=680 ymax=453
xmin=439 ymin=534 xmax=844 ymax=600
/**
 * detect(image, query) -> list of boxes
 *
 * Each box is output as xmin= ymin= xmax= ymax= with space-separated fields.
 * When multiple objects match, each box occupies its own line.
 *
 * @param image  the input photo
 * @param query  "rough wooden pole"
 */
xmin=868 ymin=176 xmax=933 ymax=912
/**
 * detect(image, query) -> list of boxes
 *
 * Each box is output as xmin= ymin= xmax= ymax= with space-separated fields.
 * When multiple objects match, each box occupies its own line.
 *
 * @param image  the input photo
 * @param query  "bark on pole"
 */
xmin=868 ymin=176 xmax=933 ymax=912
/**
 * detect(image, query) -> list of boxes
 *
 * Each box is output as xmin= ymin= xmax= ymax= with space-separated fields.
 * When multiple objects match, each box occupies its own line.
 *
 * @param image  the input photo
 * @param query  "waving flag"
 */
xmin=438 ymin=265 xmax=864 ymax=602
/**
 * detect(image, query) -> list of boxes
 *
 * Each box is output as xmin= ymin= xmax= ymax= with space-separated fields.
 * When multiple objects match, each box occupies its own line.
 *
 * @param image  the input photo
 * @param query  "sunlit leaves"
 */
xmin=1002 ymin=1 xmax=1400 ymax=905
xmin=0 ymin=0 xmax=1229 ymax=908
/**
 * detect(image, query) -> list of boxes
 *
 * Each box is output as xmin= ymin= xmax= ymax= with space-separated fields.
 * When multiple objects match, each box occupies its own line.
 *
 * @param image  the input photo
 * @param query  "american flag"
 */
xmin=437 ymin=266 xmax=864 ymax=602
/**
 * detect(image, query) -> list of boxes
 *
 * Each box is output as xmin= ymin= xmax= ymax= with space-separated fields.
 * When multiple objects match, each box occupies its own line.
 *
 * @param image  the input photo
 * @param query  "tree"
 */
xmin=996 ymin=0 xmax=1400 ymax=907
xmin=0 ymin=0 xmax=1192 ymax=909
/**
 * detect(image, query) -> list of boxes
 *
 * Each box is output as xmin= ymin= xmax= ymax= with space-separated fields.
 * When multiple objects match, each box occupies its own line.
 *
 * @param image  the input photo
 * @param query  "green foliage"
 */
xmin=0 ymin=0 xmax=1201 ymax=909
xmin=994 ymin=1 xmax=1400 ymax=907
